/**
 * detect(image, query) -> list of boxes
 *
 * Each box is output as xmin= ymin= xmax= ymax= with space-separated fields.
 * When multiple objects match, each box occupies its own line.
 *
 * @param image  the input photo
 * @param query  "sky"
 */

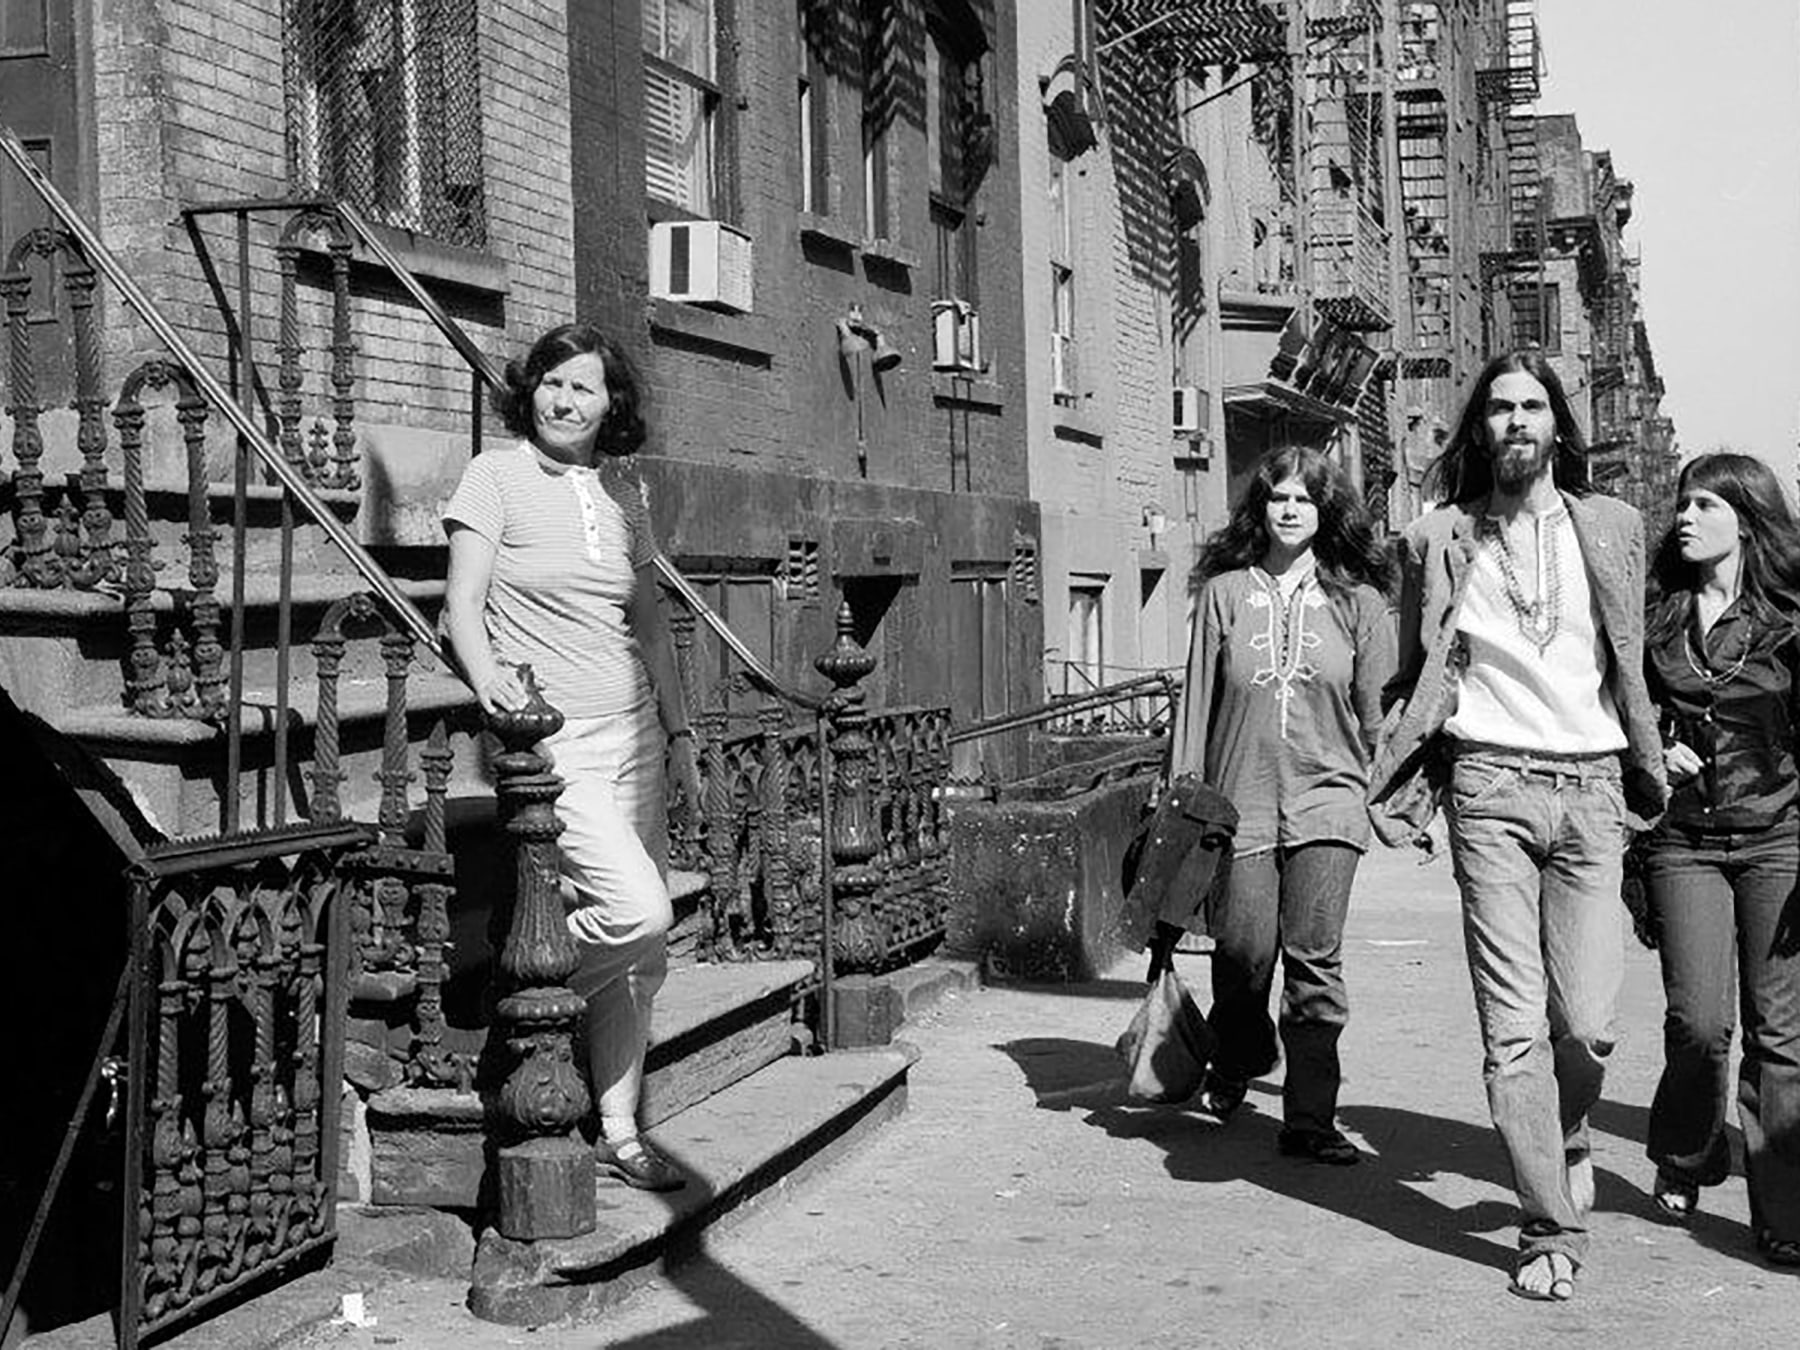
xmin=1534 ymin=0 xmax=1800 ymax=472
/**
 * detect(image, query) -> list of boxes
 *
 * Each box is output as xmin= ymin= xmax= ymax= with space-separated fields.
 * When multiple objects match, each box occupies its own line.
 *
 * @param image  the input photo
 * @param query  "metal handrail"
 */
xmin=0 ymin=126 xmax=452 ymax=671
xmin=327 ymin=203 xmax=824 ymax=713
xmin=947 ymin=671 xmax=1179 ymax=745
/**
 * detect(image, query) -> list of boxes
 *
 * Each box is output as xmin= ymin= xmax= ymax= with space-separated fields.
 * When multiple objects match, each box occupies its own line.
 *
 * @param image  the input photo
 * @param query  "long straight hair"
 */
xmin=1422 ymin=349 xmax=1590 ymax=505
xmin=1648 ymin=451 xmax=1800 ymax=645
xmin=1194 ymin=445 xmax=1393 ymax=600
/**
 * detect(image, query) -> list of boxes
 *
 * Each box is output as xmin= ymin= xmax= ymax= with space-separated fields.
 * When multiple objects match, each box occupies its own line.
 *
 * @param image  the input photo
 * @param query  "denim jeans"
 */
xmin=1643 ymin=819 xmax=1800 ymax=1243
xmin=1207 ymin=842 xmax=1361 ymax=1134
xmin=1443 ymin=748 xmax=1627 ymax=1265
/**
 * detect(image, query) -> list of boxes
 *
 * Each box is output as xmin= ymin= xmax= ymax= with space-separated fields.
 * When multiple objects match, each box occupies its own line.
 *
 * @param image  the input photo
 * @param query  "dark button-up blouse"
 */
xmin=1645 ymin=597 xmax=1800 ymax=833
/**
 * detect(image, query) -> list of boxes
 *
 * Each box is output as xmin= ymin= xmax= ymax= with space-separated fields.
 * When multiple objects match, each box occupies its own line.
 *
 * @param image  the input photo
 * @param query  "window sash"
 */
xmin=643 ymin=0 xmax=714 ymax=80
xmin=645 ymin=56 xmax=716 ymax=212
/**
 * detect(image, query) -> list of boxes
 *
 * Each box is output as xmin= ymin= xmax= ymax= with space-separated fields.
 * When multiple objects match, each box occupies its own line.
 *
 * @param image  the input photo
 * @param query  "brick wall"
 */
xmin=569 ymin=0 xmax=1041 ymax=724
xmin=87 ymin=0 xmax=574 ymax=460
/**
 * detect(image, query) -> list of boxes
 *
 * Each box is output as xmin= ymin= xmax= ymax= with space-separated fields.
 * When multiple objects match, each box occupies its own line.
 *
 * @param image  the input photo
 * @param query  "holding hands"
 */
xmin=1663 ymin=739 xmax=1703 ymax=785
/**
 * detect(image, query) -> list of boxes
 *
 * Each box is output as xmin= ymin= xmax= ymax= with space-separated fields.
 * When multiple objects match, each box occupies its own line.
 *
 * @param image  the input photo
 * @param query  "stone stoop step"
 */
xmin=366 ymin=958 xmax=815 ymax=1208
xmin=468 ymin=1042 xmax=917 ymax=1326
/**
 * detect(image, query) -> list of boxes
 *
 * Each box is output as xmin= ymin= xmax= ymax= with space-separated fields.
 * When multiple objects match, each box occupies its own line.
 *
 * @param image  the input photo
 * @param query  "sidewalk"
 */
xmin=153 ymin=844 xmax=1800 ymax=1347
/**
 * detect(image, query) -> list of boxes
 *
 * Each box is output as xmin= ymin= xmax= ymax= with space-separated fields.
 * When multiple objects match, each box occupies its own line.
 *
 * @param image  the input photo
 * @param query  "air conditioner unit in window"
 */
xmin=932 ymin=299 xmax=983 ymax=372
xmin=649 ymin=220 xmax=754 ymax=312
xmin=1173 ymin=384 xmax=1205 ymax=435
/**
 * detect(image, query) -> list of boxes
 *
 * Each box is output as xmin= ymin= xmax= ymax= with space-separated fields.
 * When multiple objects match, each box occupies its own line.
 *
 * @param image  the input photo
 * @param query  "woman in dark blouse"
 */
xmin=1642 ymin=452 xmax=1800 ymax=1268
xmin=1164 ymin=446 xmax=1394 ymax=1165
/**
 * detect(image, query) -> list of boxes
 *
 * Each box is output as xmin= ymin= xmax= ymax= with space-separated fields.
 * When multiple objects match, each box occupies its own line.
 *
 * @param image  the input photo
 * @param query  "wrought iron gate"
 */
xmin=118 ymin=821 xmax=372 ymax=1347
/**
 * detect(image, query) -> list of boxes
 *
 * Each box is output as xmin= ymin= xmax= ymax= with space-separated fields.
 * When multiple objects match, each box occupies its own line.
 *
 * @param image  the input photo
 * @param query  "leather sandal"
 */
xmin=1509 ymin=1251 xmax=1576 ymax=1302
xmin=1278 ymin=1126 xmax=1360 ymax=1166
xmin=1757 ymin=1231 xmax=1800 ymax=1268
xmin=1652 ymin=1168 xmax=1697 ymax=1225
xmin=1200 ymin=1071 xmax=1248 ymax=1119
xmin=597 ymin=1137 xmax=686 ymax=1192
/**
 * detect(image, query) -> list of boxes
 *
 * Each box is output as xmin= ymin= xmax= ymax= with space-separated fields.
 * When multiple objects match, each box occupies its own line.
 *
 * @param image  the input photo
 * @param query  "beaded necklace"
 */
xmin=1478 ymin=511 xmax=1562 ymax=654
xmin=1684 ymin=615 xmax=1752 ymax=688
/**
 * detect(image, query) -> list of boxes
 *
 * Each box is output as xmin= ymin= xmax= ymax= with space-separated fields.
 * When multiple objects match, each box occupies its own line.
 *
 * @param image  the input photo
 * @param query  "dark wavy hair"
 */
xmin=493 ymin=322 xmax=647 ymax=456
xmin=1423 ymin=349 xmax=1589 ymax=505
xmin=1648 ymin=451 xmax=1800 ymax=644
xmin=1195 ymin=445 xmax=1394 ymax=599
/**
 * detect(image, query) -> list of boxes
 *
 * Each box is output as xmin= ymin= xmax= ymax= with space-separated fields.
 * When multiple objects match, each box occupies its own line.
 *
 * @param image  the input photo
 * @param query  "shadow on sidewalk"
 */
xmin=599 ymin=1244 xmax=841 ymax=1349
xmin=999 ymin=1037 xmax=1520 ymax=1275
xmin=583 ymin=1141 xmax=842 ymax=1350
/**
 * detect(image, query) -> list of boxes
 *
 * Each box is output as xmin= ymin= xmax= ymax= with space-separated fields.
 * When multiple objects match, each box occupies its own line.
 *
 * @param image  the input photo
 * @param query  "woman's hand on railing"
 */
xmin=668 ymin=730 xmax=703 ymax=809
xmin=473 ymin=666 xmax=532 ymax=716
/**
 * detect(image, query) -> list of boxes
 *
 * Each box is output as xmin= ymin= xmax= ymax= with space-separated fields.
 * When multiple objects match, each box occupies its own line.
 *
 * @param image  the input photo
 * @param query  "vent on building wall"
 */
xmin=932 ymin=299 xmax=983 ymax=372
xmin=784 ymin=538 xmax=821 ymax=604
xmin=649 ymin=220 xmax=754 ymax=312
xmin=1011 ymin=535 xmax=1040 ymax=604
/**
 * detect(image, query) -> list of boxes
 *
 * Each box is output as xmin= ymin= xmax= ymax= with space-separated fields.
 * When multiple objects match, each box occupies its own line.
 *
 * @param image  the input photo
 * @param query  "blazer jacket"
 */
xmin=1366 ymin=490 xmax=1668 ymax=847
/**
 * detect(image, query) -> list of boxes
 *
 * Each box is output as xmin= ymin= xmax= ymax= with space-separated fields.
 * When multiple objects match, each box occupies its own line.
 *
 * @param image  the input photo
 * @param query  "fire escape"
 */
xmin=1394 ymin=1 xmax=1453 ymax=381
xmin=1477 ymin=0 xmax=1545 ymax=352
xmin=1304 ymin=0 xmax=1396 ymax=513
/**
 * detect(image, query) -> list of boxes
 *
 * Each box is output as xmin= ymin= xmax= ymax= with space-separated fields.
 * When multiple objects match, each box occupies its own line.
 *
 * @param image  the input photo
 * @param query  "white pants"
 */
xmin=543 ymin=698 xmax=672 ymax=1137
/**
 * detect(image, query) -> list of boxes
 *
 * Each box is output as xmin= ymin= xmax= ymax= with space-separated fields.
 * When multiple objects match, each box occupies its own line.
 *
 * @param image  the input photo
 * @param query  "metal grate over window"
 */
xmin=282 ymin=0 xmax=486 ymax=248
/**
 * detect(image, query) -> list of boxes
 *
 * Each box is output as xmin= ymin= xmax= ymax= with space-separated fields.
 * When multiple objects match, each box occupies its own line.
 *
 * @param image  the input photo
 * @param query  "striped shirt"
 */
xmin=443 ymin=441 xmax=658 ymax=719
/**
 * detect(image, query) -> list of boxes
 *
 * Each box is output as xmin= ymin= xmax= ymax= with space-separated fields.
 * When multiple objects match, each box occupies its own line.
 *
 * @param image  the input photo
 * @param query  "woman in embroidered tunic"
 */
xmin=442 ymin=323 xmax=700 ymax=1192
xmin=1641 ymin=452 xmax=1800 ymax=1267
xmin=1166 ymin=446 xmax=1395 ymax=1164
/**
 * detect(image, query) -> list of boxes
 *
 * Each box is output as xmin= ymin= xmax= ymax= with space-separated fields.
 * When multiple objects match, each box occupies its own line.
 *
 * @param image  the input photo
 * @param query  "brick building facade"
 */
xmin=0 ymin=0 xmax=1044 ymax=772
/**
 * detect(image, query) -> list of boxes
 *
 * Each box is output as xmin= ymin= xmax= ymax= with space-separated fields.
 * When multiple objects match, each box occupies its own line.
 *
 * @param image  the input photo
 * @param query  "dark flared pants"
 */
xmin=1207 ymin=842 xmax=1360 ymax=1134
xmin=1644 ymin=820 xmax=1800 ymax=1244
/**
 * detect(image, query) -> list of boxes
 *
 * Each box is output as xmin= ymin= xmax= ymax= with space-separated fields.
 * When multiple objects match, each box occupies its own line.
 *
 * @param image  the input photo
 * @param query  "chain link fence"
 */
xmin=282 ymin=0 xmax=485 ymax=247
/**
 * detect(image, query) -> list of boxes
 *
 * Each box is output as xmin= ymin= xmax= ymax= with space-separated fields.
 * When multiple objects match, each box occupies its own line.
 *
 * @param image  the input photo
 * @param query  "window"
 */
xmin=798 ymin=0 xmax=830 ymax=215
xmin=927 ymin=12 xmax=985 ymax=306
xmin=644 ymin=0 xmax=719 ymax=213
xmin=1049 ymin=154 xmax=1077 ymax=402
xmin=284 ymin=0 xmax=486 ymax=247
xmin=681 ymin=569 xmax=775 ymax=724
xmin=1066 ymin=578 xmax=1105 ymax=693
xmin=1512 ymin=282 xmax=1561 ymax=354
xmin=862 ymin=0 xmax=893 ymax=238
xmin=949 ymin=571 xmax=1009 ymax=778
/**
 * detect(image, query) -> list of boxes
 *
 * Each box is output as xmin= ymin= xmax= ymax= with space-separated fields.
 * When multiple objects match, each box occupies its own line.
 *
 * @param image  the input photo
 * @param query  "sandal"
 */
xmin=1652 ymin=1168 xmax=1698 ymax=1225
xmin=1509 ymin=1251 xmax=1576 ymax=1302
xmin=1200 ymin=1071 xmax=1248 ymax=1119
xmin=1278 ymin=1126 xmax=1361 ymax=1166
xmin=1757 ymin=1231 xmax=1800 ymax=1269
xmin=596 ymin=1136 xmax=686 ymax=1192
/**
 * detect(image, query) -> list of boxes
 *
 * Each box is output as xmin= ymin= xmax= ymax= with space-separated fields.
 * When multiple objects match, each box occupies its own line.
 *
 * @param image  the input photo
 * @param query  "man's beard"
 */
xmin=1491 ymin=438 xmax=1550 ymax=491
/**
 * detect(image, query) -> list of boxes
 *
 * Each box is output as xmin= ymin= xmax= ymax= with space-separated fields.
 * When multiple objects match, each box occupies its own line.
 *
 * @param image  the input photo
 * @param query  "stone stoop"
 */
xmin=362 ymin=959 xmax=816 ymax=1209
xmin=467 ymin=1043 xmax=917 ymax=1326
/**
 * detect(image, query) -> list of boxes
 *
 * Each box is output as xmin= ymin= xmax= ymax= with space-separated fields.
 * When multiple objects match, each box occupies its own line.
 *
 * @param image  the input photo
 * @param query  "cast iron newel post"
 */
xmin=814 ymin=602 xmax=880 ymax=1047
xmin=487 ymin=666 xmax=595 ymax=1239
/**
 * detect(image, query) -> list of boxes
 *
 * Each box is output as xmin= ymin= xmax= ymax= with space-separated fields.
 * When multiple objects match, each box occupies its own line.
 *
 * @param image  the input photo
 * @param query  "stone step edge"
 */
xmin=363 ymin=957 xmax=817 ymax=1126
xmin=56 ymin=670 xmax=477 ymax=748
xmin=0 ymin=572 xmax=444 ymax=622
xmin=468 ymin=1044 xmax=916 ymax=1326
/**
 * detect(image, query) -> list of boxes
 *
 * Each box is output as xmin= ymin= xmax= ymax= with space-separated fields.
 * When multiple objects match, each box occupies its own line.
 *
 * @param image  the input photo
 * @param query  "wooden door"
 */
xmin=1 ymin=0 xmax=84 ymax=398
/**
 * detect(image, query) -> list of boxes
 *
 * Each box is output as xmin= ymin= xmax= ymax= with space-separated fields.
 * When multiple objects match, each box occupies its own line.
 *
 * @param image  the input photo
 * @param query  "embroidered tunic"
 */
xmin=1170 ymin=569 xmax=1395 ymax=857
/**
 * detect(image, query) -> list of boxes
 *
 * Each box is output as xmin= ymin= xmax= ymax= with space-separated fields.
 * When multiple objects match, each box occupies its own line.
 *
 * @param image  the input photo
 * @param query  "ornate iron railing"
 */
xmin=121 ymin=820 xmax=371 ymax=1348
